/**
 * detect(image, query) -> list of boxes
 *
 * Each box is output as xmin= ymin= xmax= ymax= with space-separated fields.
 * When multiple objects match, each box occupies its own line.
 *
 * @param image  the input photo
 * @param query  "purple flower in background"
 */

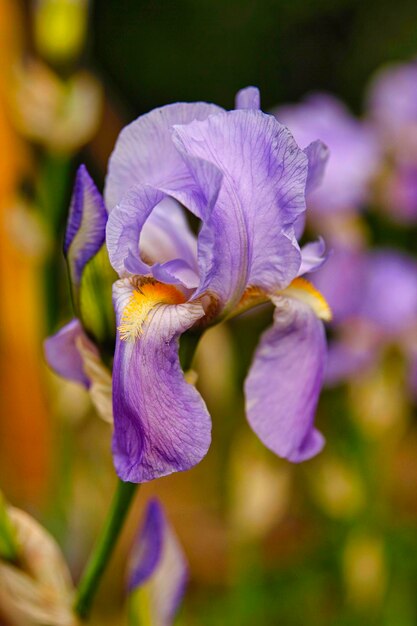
xmin=367 ymin=60 xmax=417 ymax=150
xmin=128 ymin=499 xmax=187 ymax=626
xmin=367 ymin=60 xmax=417 ymax=222
xmin=382 ymin=162 xmax=417 ymax=223
xmin=313 ymin=247 xmax=417 ymax=387
xmin=46 ymin=86 xmax=332 ymax=483
xmin=275 ymin=94 xmax=380 ymax=215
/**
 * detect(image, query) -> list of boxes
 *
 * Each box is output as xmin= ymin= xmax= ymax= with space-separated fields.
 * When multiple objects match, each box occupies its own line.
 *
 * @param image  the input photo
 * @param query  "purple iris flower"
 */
xmin=367 ymin=60 xmax=417 ymax=150
xmin=46 ymin=87 xmax=332 ymax=483
xmin=313 ymin=247 xmax=417 ymax=388
xmin=127 ymin=499 xmax=187 ymax=626
xmin=367 ymin=60 xmax=417 ymax=222
xmin=274 ymin=94 xmax=380 ymax=215
xmin=381 ymin=162 xmax=417 ymax=223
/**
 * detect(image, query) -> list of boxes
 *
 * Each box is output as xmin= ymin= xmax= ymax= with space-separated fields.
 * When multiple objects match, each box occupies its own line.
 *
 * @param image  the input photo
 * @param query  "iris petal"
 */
xmin=106 ymin=186 xmax=200 ymax=289
xmin=235 ymin=86 xmax=261 ymax=110
xmin=298 ymin=237 xmax=328 ymax=276
xmin=275 ymin=94 xmax=379 ymax=213
xmin=304 ymin=140 xmax=330 ymax=196
xmin=112 ymin=279 xmax=211 ymax=482
xmin=44 ymin=319 xmax=96 ymax=388
xmin=245 ymin=295 xmax=326 ymax=462
xmin=104 ymin=102 xmax=223 ymax=215
xmin=173 ymin=110 xmax=307 ymax=309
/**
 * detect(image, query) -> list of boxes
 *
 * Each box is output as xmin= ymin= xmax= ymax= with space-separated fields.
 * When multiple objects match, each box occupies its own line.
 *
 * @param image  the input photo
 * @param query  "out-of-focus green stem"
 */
xmin=36 ymin=152 xmax=72 ymax=332
xmin=74 ymin=480 xmax=138 ymax=620
xmin=37 ymin=152 xmax=72 ymax=232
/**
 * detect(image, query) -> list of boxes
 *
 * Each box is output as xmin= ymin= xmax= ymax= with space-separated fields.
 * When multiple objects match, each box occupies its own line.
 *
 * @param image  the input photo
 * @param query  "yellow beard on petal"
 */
xmin=118 ymin=279 xmax=186 ymax=342
xmin=282 ymin=277 xmax=332 ymax=321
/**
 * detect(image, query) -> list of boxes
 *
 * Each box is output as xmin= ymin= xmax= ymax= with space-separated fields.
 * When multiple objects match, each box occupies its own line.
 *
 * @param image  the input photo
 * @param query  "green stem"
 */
xmin=74 ymin=480 xmax=138 ymax=620
xmin=36 ymin=152 xmax=73 ymax=333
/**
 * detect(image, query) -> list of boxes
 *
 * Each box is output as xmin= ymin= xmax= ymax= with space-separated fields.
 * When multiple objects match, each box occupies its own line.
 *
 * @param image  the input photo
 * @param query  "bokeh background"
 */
xmin=1 ymin=1 xmax=417 ymax=625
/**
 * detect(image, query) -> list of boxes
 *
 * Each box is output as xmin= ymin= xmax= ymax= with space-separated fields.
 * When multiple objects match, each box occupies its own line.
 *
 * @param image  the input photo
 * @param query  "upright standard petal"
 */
xmin=106 ymin=187 xmax=199 ymax=287
xmin=173 ymin=110 xmax=307 ymax=308
xmin=104 ymin=102 xmax=223 ymax=213
xmin=245 ymin=293 xmax=327 ymax=462
xmin=106 ymin=185 xmax=166 ymax=277
xmin=140 ymin=197 xmax=197 ymax=270
xmin=128 ymin=499 xmax=187 ymax=626
xmin=293 ymin=139 xmax=329 ymax=240
xmin=64 ymin=165 xmax=107 ymax=308
xmin=276 ymin=94 xmax=380 ymax=213
xmin=112 ymin=279 xmax=211 ymax=482
xmin=235 ymin=86 xmax=261 ymax=110
xmin=304 ymin=140 xmax=330 ymax=196
xmin=298 ymin=237 xmax=328 ymax=276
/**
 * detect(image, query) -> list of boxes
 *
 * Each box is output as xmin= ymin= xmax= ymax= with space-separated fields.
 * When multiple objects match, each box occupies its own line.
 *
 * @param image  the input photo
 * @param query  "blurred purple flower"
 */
xmin=382 ymin=162 xmax=417 ymax=223
xmin=46 ymin=87 xmax=332 ymax=482
xmin=367 ymin=60 xmax=417 ymax=222
xmin=367 ymin=60 xmax=417 ymax=149
xmin=127 ymin=499 xmax=187 ymax=626
xmin=313 ymin=247 xmax=417 ymax=387
xmin=275 ymin=94 xmax=380 ymax=215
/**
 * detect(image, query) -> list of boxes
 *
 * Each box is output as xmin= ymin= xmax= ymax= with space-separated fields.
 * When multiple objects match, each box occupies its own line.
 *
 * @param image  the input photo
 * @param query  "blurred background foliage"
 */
xmin=92 ymin=0 xmax=417 ymax=114
xmin=0 ymin=1 xmax=417 ymax=625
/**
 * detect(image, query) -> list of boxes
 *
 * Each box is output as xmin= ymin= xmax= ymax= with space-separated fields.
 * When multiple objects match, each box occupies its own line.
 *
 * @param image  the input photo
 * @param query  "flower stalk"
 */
xmin=74 ymin=479 xmax=138 ymax=620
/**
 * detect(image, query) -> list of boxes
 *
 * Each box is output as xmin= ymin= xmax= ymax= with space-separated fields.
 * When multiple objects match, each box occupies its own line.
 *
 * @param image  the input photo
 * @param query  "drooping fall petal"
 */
xmin=112 ymin=279 xmax=211 ymax=482
xmin=245 ymin=293 xmax=327 ymax=462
